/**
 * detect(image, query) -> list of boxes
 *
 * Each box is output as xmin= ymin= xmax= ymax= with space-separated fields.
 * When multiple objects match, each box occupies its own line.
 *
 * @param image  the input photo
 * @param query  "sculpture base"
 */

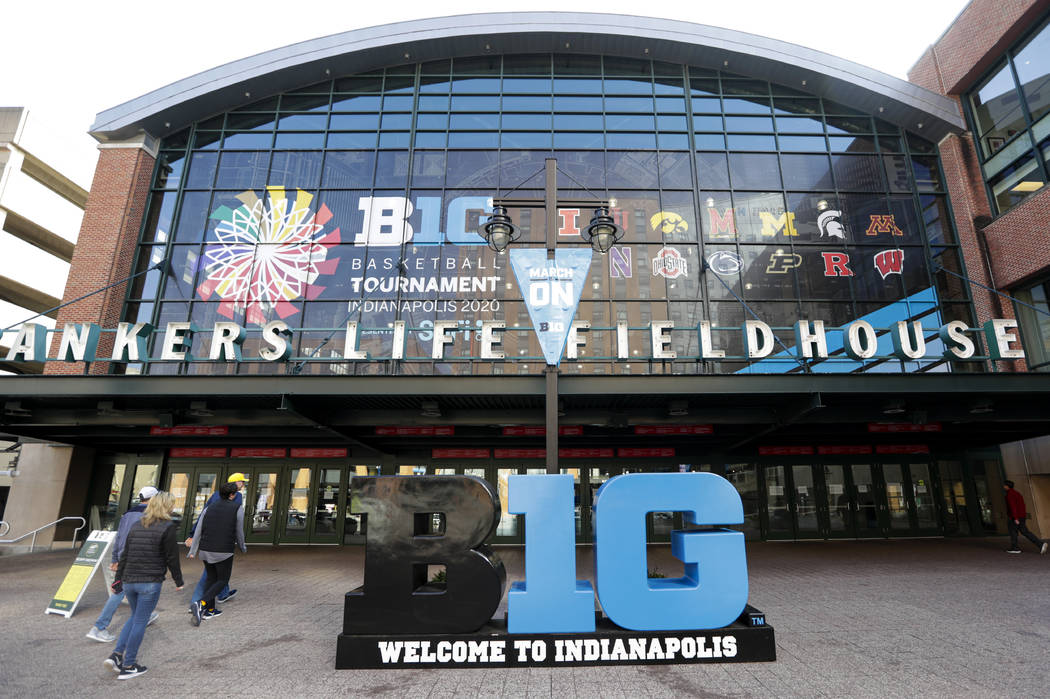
xmin=336 ymin=613 xmax=775 ymax=669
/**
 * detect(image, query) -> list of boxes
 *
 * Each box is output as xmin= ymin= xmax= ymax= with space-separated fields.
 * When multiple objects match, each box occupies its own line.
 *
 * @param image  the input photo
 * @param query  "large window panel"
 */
xmin=728 ymin=153 xmax=781 ymax=190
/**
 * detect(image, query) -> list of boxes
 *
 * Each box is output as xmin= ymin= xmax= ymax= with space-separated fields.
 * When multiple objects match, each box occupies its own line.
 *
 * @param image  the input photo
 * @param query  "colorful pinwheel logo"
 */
xmin=197 ymin=187 xmax=340 ymax=324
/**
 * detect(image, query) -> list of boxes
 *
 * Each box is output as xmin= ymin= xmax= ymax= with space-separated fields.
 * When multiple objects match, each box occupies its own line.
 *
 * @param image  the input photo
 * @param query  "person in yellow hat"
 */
xmin=185 ymin=472 xmax=249 ymax=610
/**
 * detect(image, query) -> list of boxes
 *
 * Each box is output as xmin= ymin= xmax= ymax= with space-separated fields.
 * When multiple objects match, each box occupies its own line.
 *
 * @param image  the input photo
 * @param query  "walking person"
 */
xmin=107 ymin=492 xmax=184 ymax=680
xmin=188 ymin=482 xmax=246 ymax=626
xmin=185 ymin=473 xmax=248 ymax=608
xmin=86 ymin=486 xmax=160 ymax=642
xmin=1004 ymin=480 xmax=1048 ymax=554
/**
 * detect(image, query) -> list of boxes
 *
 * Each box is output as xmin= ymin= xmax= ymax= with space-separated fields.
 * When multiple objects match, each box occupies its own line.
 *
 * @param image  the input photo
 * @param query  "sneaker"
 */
xmin=103 ymin=652 xmax=123 ymax=671
xmin=147 ymin=610 xmax=159 ymax=626
xmin=216 ymin=589 xmax=237 ymax=603
xmin=202 ymin=608 xmax=223 ymax=620
xmin=86 ymin=626 xmax=116 ymax=643
xmin=117 ymin=663 xmax=148 ymax=680
xmin=1006 ymin=549 xmax=1022 ymax=554
xmin=191 ymin=601 xmax=203 ymax=627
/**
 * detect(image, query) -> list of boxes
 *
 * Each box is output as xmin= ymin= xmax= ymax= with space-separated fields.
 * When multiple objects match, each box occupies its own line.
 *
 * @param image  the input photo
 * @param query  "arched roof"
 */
xmin=90 ymin=12 xmax=964 ymax=143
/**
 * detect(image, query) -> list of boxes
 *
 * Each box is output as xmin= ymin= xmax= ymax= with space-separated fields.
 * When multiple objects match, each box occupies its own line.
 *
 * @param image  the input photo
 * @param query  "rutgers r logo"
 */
xmin=865 ymin=214 xmax=903 ymax=237
xmin=765 ymin=251 xmax=801 ymax=274
xmin=874 ymin=249 xmax=904 ymax=279
xmin=821 ymin=252 xmax=854 ymax=277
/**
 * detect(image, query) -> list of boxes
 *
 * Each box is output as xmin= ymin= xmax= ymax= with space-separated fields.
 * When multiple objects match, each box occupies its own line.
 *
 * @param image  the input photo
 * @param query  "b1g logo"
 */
xmin=344 ymin=473 xmax=749 ymax=635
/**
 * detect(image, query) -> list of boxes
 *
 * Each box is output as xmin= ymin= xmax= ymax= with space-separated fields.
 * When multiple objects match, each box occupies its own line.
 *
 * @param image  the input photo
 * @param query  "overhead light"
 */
xmin=582 ymin=206 xmax=625 ymax=254
xmin=882 ymin=401 xmax=906 ymax=415
xmin=816 ymin=199 xmax=829 ymax=211
xmin=668 ymin=400 xmax=689 ymax=417
xmin=479 ymin=205 xmax=520 ymax=253
xmin=420 ymin=400 xmax=441 ymax=418
xmin=189 ymin=401 xmax=214 ymax=417
xmin=969 ymin=402 xmax=994 ymax=414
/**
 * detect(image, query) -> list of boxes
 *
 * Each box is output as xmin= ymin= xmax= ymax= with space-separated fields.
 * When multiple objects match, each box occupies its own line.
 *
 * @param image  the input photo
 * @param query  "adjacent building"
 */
xmin=2 ymin=8 xmax=1050 ymax=549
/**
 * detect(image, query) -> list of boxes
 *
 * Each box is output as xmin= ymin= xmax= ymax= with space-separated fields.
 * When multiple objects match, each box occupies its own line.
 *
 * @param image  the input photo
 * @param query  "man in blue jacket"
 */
xmin=185 ymin=473 xmax=248 ymax=609
xmin=85 ymin=486 xmax=161 ymax=642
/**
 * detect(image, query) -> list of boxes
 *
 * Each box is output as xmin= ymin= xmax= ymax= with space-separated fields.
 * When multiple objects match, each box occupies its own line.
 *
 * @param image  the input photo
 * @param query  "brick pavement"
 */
xmin=1 ymin=537 xmax=1048 ymax=697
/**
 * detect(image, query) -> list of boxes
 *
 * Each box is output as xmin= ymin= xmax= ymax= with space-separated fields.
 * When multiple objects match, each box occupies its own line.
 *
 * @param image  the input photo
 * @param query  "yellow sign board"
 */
xmin=45 ymin=530 xmax=115 ymax=618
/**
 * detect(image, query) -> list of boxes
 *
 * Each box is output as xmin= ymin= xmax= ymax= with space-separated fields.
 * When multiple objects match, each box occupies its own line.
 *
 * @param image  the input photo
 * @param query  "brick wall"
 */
xmin=983 ymin=186 xmax=1050 ymax=288
xmin=43 ymin=146 xmax=155 ymax=375
xmin=908 ymin=0 xmax=1050 ymax=94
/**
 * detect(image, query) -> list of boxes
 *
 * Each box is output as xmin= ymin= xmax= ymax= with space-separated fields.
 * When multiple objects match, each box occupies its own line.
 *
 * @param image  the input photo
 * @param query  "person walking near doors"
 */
xmin=185 ymin=473 xmax=248 ymax=608
xmin=107 ymin=492 xmax=184 ymax=680
xmin=86 ymin=486 xmax=161 ymax=642
xmin=1004 ymin=480 xmax=1048 ymax=554
xmin=187 ymin=482 xmax=246 ymax=625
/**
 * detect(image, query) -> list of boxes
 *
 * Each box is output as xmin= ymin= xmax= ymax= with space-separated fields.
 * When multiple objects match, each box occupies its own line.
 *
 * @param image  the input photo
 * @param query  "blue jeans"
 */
xmin=114 ymin=582 xmax=161 ymax=666
xmin=191 ymin=568 xmax=229 ymax=606
xmin=93 ymin=588 xmax=125 ymax=630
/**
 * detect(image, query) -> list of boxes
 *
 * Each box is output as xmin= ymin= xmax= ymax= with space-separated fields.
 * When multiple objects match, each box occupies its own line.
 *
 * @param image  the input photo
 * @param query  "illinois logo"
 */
xmin=652 ymin=247 xmax=688 ymax=279
xmin=650 ymin=211 xmax=689 ymax=235
xmin=874 ymin=249 xmax=904 ymax=279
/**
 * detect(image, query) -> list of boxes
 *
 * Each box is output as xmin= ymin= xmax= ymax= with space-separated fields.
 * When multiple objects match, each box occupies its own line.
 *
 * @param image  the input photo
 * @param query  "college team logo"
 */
xmin=650 ymin=211 xmax=689 ymax=235
xmin=652 ymin=247 xmax=688 ymax=279
xmin=821 ymin=252 xmax=854 ymax=277
xmin=865 ymin=214 xmax=904 ymax=237
xmin=874 ymin=249 xmax=904 ymax=279
xmin=706 ymin=251 xmax=743 ymax=276
xmin=765 ymin=251 xmax=801 ymax=274
xmin=198 ymin=186 xmax=341 ymax=324
xmin=817 ymin=209 xmax=845 ymax=239
xmin=609 ymin=246 xmax=632 ymax=279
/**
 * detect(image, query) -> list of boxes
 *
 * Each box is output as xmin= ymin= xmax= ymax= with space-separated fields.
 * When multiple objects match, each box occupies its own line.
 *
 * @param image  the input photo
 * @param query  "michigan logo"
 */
xmin=650 ymin=211 xmax=689 ymax=235
xmin=874 ymin=249 xmax=904 ymax=279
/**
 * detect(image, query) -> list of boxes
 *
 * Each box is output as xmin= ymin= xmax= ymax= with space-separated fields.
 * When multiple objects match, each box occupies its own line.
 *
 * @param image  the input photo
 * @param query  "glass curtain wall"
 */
xmin=126 ymin=53 xmax=970 ymax=377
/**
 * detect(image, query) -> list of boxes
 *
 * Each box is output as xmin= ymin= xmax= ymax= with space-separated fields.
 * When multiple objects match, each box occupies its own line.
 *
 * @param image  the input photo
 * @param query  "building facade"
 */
xmin=3 ymin=10 xmax=1050 ymax=549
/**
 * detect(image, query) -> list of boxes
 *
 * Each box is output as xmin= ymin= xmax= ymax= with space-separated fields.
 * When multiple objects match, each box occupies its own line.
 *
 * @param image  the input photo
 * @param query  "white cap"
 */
xmin=138 ymin=486 xmax=159 ymax=500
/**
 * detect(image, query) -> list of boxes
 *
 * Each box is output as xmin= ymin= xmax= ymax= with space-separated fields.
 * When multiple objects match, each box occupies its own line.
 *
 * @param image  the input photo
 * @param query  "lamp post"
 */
xmin=480 ymin=158 xmax=624 ymax=474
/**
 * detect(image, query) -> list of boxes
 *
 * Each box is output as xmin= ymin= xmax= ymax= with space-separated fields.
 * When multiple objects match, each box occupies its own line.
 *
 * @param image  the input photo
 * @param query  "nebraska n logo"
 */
xmin=874 ymin=249 xmax=904 ymax=279
xmin=865 ymin=214 xmax=903 ymax=237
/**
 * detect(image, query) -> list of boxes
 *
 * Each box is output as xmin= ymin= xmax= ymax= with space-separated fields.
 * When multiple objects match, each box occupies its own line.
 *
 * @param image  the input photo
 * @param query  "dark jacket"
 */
xmin=111 ymin=503 xmax=147 ymax=564
xmin=190 ymin=490 xmax=243 ymax=535
xmin=197 ymin=498 xmax=243 ymax=554
xmin=1006 ymin=488 xmax=1027 ymax=520
xmin=116 ymin=519 xmax=184 ymax=586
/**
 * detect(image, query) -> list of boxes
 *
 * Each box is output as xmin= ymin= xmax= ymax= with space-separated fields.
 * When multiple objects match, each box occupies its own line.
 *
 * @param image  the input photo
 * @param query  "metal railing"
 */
xmin=0 ymin=521 xmax=9 ymax=537
xmin=0 ymin=517 xmax=86 ymax=552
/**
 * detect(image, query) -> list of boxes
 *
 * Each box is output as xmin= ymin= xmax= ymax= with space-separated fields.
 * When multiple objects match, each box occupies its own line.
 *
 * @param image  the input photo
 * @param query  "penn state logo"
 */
xmin=649 ymin=211 xmax=689 ymax=235
xmin=874 ymin=249 xmax=904 ymax=279
xmin=706 ymin=251 xmax=743 ymax=276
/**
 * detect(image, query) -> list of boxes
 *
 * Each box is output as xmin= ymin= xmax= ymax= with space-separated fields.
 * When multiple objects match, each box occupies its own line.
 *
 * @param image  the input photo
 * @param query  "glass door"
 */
xmin=938 ymin=461 xmax=971 ymax=535
xmin=880 ymin=463 xmax=915 ymax=535
xmin=243 ymin=467 xmax=280 ymax=544
xmin=764 ymin=465 xmax=793 ymax=539
xmin=278 ymin=466 xmax=313 ymax=543
xmin=850 ymin=464 xmax=884 ymax=538
xmin=345 ymin=464 xmax=380 ymax=545
xmin=724 ymin=463 xmax=762 ymax=540
xmin=792 ymin=464 xmax=822 ymax=539
xmin=311 ymin=466 xmax=344 ymax=544
xmin=908 ymin=463 xmax=941 ymax=535
xmin=823 ymin=464 xmax=855 ymax=539
xmin=166 ymin=466 xmax=220 ymax=540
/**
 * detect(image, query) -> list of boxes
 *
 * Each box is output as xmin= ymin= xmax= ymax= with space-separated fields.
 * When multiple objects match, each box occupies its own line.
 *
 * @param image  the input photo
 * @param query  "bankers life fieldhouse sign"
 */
xmin=336 ymin=472 xmax=775 ymax=669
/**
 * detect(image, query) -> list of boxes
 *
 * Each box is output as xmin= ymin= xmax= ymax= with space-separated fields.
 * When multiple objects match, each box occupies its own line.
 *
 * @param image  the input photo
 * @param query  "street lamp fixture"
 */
xmin=480 ymin=204 xmax=520 ymax=253
xmin=582 ymin=206 xmax=625 ymax=254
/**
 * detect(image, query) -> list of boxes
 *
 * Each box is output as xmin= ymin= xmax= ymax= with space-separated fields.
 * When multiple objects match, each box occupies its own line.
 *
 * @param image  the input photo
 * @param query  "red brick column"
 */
xmin=44 ymin=140 xmax=156 ymax=375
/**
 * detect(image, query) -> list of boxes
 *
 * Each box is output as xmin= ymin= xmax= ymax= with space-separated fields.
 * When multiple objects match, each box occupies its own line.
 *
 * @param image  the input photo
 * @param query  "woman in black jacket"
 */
xmin=108 ymin=491 xmax=184 ymax=680
xmin=188 ymin=481 xmax=246 ymax=625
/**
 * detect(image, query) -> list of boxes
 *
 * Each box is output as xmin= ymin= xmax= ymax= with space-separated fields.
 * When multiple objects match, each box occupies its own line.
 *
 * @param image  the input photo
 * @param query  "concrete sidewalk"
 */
xmin=0 ymin=537 xmax=1047 ymax=697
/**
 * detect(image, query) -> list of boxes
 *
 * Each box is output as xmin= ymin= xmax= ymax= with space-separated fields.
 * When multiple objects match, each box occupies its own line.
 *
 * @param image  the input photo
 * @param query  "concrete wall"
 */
xmin=999 ymin=437 xmax=1050 ymax=537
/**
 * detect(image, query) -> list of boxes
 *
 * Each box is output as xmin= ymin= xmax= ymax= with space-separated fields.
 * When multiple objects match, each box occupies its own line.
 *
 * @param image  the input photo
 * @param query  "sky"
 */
xmin=2 ymin=0 xmax=969 ymax=171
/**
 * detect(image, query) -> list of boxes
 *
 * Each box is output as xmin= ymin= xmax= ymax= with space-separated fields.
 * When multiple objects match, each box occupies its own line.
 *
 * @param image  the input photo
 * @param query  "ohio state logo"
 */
xmin=874 ymin=249 xmax=904 ymax=279
xmin=652 ymin=247 xmax=688 ymax=279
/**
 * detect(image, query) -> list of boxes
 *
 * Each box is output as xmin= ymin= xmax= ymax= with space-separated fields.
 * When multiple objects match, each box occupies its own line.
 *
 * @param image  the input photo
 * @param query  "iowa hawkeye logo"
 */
xmin=874 ymin=249 xmax=904 ymax=279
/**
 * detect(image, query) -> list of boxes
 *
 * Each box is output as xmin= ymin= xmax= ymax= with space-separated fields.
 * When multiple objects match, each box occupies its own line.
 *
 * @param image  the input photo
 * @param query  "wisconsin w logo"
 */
xmin=874 ymin=249 xmax=904 ymax=279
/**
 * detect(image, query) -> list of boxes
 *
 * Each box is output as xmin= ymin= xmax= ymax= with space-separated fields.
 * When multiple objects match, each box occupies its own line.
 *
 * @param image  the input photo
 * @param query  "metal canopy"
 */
xmin=1 ymin=373 xmax=1047 ymax=456
xmin=90 ymin=12 xmax=964 ymax=143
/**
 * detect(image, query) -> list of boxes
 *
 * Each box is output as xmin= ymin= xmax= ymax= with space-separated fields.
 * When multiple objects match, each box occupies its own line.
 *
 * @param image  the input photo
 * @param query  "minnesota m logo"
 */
xmin=759 ymin=212 xmax=798 ymax=237
xmin=865 ymin=214 xmax=903 ymax=236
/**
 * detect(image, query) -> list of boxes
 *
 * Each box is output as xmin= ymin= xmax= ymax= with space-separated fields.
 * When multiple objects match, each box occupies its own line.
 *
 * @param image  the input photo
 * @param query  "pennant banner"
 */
xmin=509 ymin=248 xmax=593 ymax=366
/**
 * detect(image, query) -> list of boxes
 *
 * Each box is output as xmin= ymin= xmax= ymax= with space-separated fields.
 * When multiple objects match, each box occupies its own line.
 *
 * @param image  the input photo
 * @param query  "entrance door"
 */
xmin=849 ymin=464 xmax=883 ymax=538
xmin=274 ymin=465 xmax=347 ymax=544
xmin=907 ymin=463 xmax=941 ymax=535
xmin=278 ymin=466 xmax=314 ymax=543
xmin=242 ymin=467 xmax=280 ymax=544
xmin=166 ymin=466 xmax=221 ymax=540
xmin=762 ymin=464 xmax=823 ymax=540
xmin=822 ymin=464 xmax=855 ymax=538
